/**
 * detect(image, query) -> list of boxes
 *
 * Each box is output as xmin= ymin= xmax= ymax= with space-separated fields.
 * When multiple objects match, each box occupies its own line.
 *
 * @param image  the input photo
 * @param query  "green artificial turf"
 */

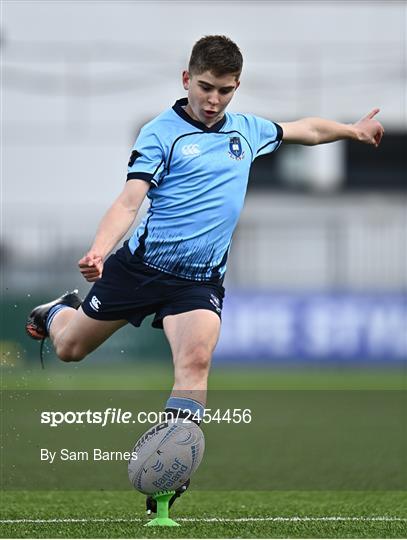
xmin=1 ymin=490 xmax=406 ymax=538
xmin=2 ymin=363 xmax=406 ymax=390
xmin=2 ymin=365 xmax=406 ymax=537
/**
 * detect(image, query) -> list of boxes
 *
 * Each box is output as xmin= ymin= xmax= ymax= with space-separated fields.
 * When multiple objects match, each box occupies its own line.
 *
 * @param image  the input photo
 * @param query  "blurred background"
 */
xmin=1 ymin=0 xmax=406 ymax=381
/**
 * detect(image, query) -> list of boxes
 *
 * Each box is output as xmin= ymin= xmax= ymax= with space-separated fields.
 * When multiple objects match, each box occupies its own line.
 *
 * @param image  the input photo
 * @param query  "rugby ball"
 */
xmin=128 ymin=419 xmax=205 ymax=495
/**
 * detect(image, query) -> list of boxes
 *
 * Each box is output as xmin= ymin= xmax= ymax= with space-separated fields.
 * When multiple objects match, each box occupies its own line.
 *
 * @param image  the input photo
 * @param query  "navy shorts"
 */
xmin=81 ymin=244 xmax=225 ymax=329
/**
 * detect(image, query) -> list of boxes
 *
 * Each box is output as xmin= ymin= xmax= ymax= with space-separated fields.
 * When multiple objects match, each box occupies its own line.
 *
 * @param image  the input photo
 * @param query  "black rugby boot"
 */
xmin=26 ymin=289 xmax=82 ymax=341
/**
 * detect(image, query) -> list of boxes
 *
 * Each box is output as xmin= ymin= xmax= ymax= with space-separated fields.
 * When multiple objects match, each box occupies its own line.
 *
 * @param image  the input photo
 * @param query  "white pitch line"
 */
xmin=1 ymin=516 xmax=406 ymax=524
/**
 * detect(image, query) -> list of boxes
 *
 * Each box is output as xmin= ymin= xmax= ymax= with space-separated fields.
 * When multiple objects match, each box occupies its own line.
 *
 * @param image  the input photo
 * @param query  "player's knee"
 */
xmin=177 ymin=344 xmax=211 ymax=376
xmin=56 ymin=342 xmax=87 ymax=363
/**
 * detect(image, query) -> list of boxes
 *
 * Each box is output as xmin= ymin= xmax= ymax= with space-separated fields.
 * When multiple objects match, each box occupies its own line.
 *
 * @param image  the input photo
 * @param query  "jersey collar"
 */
xmin=172 ymin=98 xmax=227 ymax=132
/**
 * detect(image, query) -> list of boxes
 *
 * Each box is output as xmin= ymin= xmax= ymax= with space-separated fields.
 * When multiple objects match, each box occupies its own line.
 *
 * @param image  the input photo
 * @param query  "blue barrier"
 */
xmin=215 ymin=291 xmax=407 ymax=362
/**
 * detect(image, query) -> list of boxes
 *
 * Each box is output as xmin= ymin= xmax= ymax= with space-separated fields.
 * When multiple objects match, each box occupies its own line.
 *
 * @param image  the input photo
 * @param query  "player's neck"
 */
xmin=183 ymin=103 xmax=224 ymax=129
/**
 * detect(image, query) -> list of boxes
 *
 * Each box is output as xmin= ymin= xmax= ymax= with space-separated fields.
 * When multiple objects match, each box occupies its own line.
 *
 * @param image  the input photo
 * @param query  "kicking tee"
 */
xmin=126 ymin=98 xmax=282 ymax=282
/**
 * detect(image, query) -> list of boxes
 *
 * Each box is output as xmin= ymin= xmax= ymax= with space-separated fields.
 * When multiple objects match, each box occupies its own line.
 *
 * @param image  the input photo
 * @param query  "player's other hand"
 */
xmin=353 ymin=108 xmax=385 ymax=148
xmin=78 ymin=252 xmax=104 ymax=282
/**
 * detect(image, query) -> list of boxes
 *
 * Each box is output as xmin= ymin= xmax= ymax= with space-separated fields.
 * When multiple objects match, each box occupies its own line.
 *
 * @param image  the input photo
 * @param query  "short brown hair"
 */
xmin=188 ymin=35 xmax=243 ymax=79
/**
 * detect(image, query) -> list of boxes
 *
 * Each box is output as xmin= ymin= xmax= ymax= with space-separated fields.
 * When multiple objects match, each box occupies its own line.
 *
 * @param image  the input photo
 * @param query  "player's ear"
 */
xmin=235 ymin=80 xmax=240 ymax=91
xmin=182 ymin=70 xmax=190 ymax=90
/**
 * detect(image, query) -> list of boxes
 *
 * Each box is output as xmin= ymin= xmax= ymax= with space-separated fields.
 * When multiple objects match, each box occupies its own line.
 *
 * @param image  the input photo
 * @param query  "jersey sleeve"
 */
xmin=127 ymin=125 xmax=166 ymax=187
xmin=244 ymin=115 xmax=283 ymax=159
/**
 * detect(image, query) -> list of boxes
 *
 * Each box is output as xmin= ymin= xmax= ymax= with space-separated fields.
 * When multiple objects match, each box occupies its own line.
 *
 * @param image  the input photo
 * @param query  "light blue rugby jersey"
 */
xmin=126 ymin=98 xmax=282 ymax=282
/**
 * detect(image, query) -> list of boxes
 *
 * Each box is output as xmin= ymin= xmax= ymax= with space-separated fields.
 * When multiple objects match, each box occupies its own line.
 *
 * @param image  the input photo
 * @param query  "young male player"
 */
xmin=26 ymin=35 xmax=384 ymax=509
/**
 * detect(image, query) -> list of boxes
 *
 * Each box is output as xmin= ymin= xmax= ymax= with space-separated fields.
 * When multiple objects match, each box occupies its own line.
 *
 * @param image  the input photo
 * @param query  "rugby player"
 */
xmin=26 ymin=35 xmax=384 ymax=511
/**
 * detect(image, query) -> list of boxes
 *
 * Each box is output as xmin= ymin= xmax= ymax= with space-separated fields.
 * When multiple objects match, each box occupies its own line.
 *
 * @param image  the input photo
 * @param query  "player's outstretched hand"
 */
xmin=78 ymin=251 xmax=104 ymax=282
xmin=353 ymin=108 xmax=384 ymax=148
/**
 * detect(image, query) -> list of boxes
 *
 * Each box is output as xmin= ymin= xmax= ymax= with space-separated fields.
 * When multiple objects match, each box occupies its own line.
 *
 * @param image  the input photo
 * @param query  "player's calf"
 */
xmin=54 ymin=341 xmax=87 ymax=363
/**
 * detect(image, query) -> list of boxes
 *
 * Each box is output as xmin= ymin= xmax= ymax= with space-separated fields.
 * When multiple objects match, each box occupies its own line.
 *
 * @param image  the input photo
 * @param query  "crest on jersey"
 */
xmin=228 ymin=137 xmax=245 ymax=160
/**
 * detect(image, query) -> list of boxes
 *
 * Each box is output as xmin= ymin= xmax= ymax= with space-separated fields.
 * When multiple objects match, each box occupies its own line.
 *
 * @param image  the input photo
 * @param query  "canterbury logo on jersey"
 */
xmin=181 ymin=144 xmax=201 ymax=156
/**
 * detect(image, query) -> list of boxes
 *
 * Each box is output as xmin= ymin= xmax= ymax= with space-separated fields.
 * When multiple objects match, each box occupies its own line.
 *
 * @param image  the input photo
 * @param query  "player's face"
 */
xmin=182 ymin=70 xmax=240 ymax=127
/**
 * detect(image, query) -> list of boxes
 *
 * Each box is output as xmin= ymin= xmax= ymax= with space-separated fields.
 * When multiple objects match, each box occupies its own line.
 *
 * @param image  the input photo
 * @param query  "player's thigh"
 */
xmin=58 ymin=307 xmax=127 ymax=354
xmin=163 ymin=309 xmax=221 ymax=364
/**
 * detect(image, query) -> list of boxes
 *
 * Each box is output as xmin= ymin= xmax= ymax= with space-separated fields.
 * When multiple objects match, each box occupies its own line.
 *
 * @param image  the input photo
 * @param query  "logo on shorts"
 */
xmin=182 ymin=144 xmax=200 ymax=156
xmin=228 ymin=137 xmax=245 ymax=160
xmin=90 ymin=295 xmax=101 ymax=311
xmin=209 ymin=293 xmax=221 ymax=313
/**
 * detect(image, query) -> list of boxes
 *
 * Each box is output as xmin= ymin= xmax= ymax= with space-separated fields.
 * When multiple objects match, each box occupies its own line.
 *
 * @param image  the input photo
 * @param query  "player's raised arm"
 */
xmin=279 ymin=108 xmax=384 ymax=147
xmin=78 ymin=179 xmax=150 ymax=282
